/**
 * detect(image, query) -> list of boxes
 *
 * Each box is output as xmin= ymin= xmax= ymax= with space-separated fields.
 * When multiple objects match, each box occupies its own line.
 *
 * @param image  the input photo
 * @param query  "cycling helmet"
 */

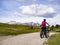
xmin=44 ymin=19 xmax=46 ymax=21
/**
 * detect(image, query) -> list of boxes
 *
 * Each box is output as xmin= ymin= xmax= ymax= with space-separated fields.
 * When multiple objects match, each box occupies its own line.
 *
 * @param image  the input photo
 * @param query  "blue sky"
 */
xmin=0 ymin=0 xmax=60 ymax=25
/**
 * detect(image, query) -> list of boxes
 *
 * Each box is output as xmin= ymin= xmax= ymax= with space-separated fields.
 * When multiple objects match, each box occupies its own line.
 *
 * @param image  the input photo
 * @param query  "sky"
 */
xmin=0 ymin=0 xmax=60 ymax=25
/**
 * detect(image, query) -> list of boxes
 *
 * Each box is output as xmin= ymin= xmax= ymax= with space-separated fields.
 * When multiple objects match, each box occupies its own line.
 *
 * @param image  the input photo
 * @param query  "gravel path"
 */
xmin=0 ymin=32 xmax=55 ymax=45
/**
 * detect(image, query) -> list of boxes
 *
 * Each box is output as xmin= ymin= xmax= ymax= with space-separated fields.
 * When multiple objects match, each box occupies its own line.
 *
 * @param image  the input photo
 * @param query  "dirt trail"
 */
xmin=0 ymin=32 xmax=55 ymax=45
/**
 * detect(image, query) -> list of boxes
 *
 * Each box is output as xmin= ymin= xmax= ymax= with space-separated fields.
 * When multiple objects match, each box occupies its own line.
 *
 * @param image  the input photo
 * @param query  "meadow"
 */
xmin=0 ymin=23 xmax=40 ymax=35
xmin=0 ymin=23 xmax=59 ymax=36
xmin=45 ymin=33 xmax=60 ymax=45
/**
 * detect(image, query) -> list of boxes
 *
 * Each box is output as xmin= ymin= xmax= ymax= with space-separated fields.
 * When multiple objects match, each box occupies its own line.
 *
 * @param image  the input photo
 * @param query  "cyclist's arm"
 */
xmin=40 ymin=23 xmax=42 ymax=27
xmin=46 ymin=22 xmax=50 ymax=26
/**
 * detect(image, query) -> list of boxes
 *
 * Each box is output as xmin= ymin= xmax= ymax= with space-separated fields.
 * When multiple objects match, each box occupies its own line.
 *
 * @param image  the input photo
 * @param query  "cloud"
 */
xmin=52 ymin=14 xmax=60 ymax=24
xmin=40 ymin=13 xmax=56 ymax=18
xmin=0 ymin=0 xmax=60 ymax=25
xmin=47 ymin=14 xmax=60 ymax=25
xmin=15 ymin=0 xmax=38 ymax=5
xmin=46 ymin=0 xmax=60 ymax=5
xmin=18 ymin=4 xmax=56 ymax=18
xmin=19 ymin=5 xmax=36 ymax=15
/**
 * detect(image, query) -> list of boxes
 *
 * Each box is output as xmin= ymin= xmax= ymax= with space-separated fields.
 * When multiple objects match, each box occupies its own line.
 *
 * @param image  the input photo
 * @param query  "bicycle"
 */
xmin=40 ymin=26 xmax=50 ymax=38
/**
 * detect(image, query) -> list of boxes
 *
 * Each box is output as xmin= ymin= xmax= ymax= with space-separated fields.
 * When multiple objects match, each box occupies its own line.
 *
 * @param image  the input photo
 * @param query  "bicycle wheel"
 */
xmin=40 ymin=31 xmax=44 ymax=38
xmin=46 ymin=30 xmax=49 ymax=37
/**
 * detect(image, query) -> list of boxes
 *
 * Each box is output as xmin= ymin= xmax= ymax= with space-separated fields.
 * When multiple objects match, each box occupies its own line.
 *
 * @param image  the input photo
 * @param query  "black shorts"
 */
xmin=42 ymin=27 xmax=46 ymax=31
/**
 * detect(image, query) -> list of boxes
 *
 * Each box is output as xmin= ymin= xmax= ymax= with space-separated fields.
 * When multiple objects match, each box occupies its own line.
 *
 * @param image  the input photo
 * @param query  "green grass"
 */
xmin=46 ymin=34 xmax=60 ymax=45
xmin=0 ymin=23 xmax=59 ymax=36
xmin=0 ymin=23 xmax=40 ymax=35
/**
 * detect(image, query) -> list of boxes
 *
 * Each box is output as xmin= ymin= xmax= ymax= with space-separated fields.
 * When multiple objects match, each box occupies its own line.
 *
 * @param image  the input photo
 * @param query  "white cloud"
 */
xmin=18 ymin=4 xmax=55 ymax=17
xmin=0 ymin=0 xmax=60 ymax=26
xmin=36 ymin=4 xmax=55 ymax=15
xmin=46 ymin=14 xmax=60 ymax=25
xmin=52 ymin=14 xmax=60 ymax=24
xmin=19 ymin=5 xmax=36 ymax=15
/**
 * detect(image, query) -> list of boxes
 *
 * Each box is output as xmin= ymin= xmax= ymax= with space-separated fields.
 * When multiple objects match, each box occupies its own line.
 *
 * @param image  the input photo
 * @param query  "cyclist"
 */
xmin=40 ymin=19 xmax=50 ymax=38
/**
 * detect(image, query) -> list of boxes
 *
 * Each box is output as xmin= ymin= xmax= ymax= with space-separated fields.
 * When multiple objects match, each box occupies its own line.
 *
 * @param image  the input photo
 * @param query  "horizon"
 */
xmin=0 ymin=20 xmax=59 ymax=26
xmin=0 ymin=0 xmax=60 ymax=25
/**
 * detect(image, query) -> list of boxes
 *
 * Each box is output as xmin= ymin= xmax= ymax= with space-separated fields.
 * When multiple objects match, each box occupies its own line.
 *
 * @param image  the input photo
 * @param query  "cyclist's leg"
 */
xmin=44 ymin=30 xmax=48 ymax=38
xmin=44 ymin=27 xmax=48 ymax=38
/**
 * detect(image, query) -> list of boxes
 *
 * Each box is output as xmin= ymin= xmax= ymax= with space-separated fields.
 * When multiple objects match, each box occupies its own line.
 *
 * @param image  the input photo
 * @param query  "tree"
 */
xmin=51 ymin=25 xmax=54 ymax=31
xmin=55 ymin=24 xmax=59 ymax=28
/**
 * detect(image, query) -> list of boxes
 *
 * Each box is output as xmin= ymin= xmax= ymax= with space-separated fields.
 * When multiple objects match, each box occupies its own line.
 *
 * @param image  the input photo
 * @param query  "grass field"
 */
xmin=0 ymin=23 xmax=59 ymax=36
xmin=0 ymin=23 xmax=40 ymax=35
xmin=45 ymin=33 xmax=60 ymax=45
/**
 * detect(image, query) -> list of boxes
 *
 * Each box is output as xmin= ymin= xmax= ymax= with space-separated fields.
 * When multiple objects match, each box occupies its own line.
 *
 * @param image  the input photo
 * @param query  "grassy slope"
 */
xmin=46 ymin=34 xmax=60 ymax=45
xmin=0 ymin=23 xmax=40 ymax=35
